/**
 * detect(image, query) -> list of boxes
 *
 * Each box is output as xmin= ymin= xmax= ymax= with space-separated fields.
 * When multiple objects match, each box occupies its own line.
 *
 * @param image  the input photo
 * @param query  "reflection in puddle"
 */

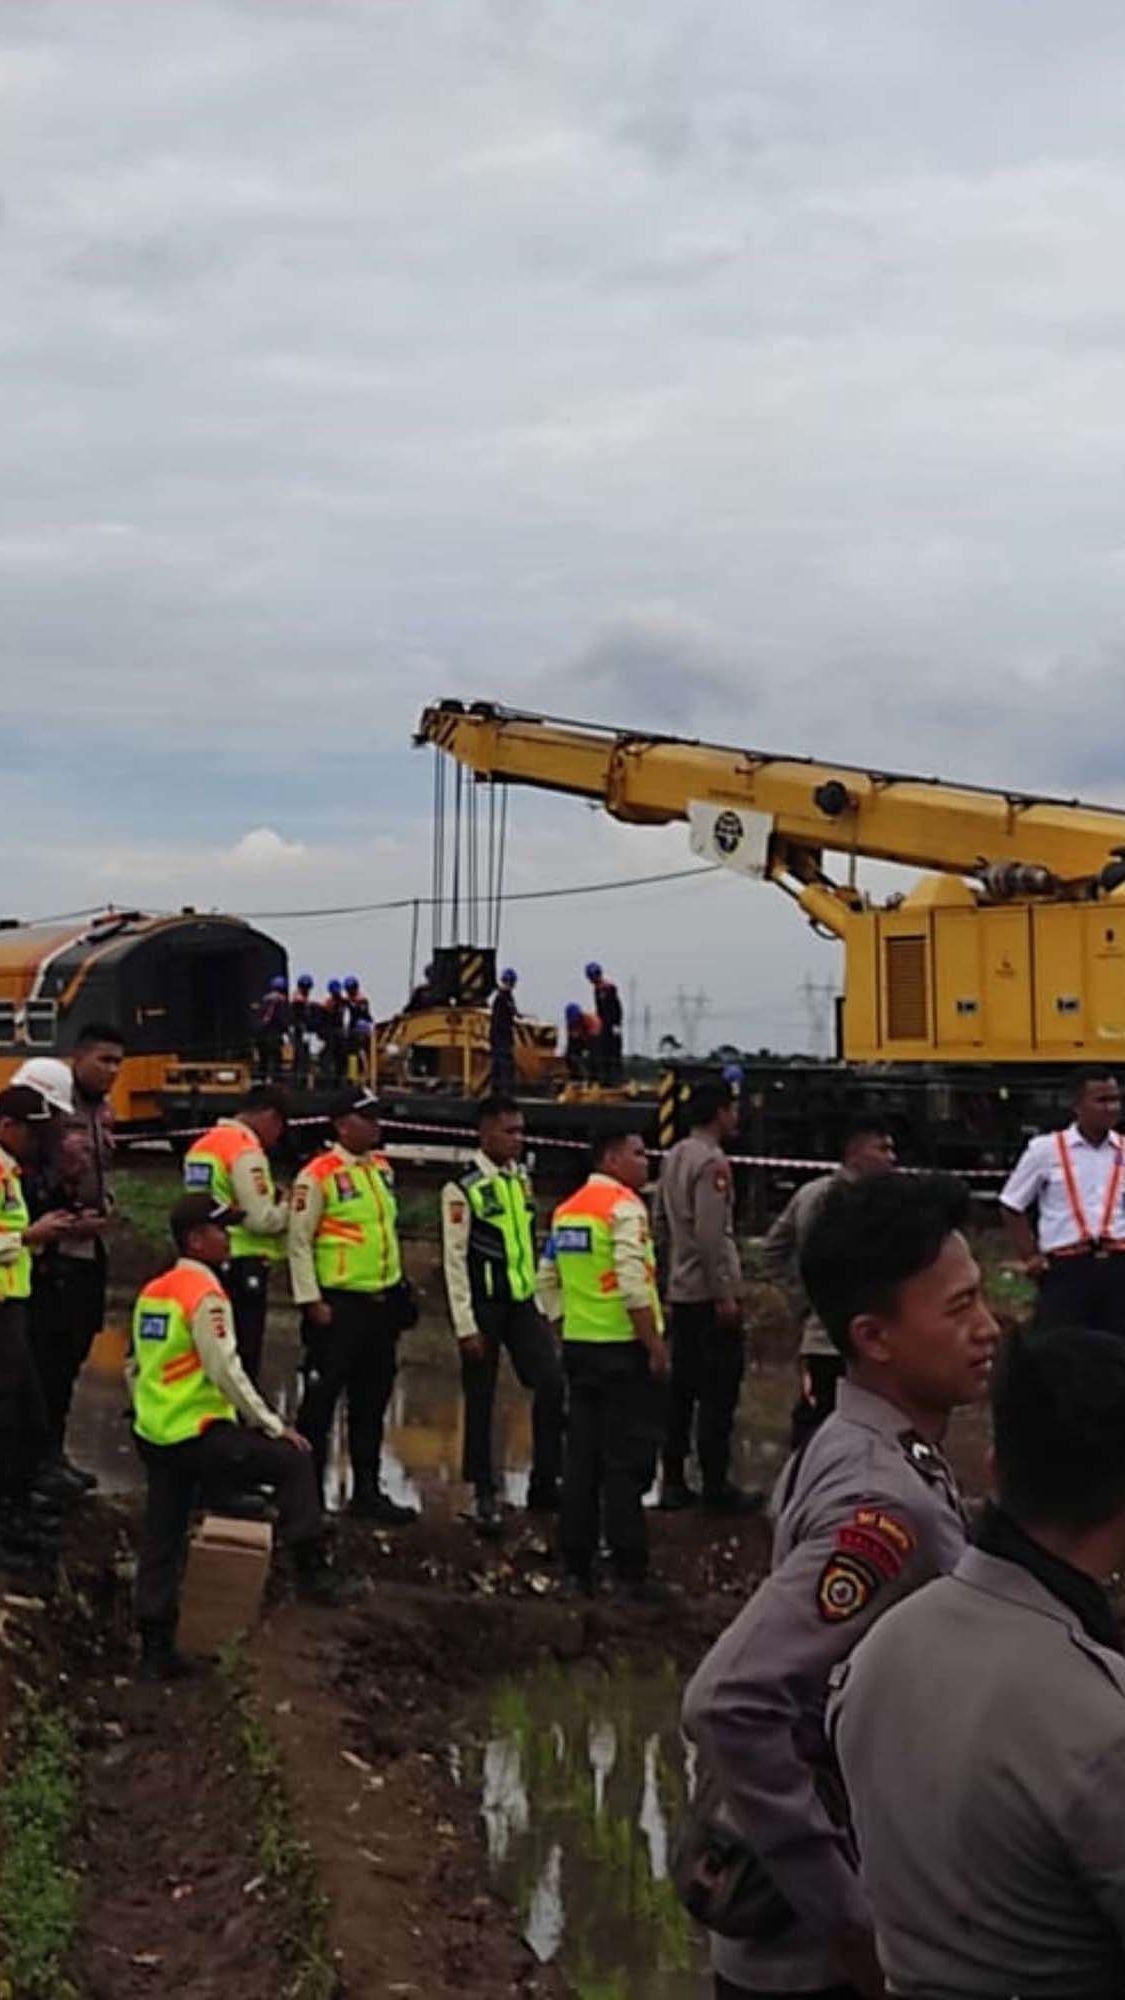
xmin=458 ymin=1661 xmax=706 ymax=1999
xmin=69 ymin=1310 xmax=534 ymax=1515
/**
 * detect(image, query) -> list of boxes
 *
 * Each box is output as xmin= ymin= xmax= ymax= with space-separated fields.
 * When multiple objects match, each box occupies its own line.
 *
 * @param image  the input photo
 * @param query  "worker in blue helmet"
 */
xmin=255 ymin=974 xmax=290 ymax=1082
xmin=291 ymin=974 xmax=317 ymax=1088
xmin=564 ymin=1001 xmax=597 ymax=1081
xmin=585 ymin=962 xmax=624 ymax=1085
xmin=319 ymin=980 xmax=348 ymax=1084
xmin=342 ymin=976 xmax=373 ymax=1080
xmin=490 ymin=967 xmax=519 ymax=1094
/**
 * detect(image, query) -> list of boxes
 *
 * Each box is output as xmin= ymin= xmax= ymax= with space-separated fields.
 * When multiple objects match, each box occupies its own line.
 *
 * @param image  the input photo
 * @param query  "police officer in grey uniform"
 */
xmin=763 ymin=1120 xmax=897 ymax=1451
xmin=832 ymin=1321 xmax=1125 ymax=2000
xmin=681 ymin=1173 xmax=997 ymax=2000
xmin=655 ymin=1079 xmax=758 ymax=1512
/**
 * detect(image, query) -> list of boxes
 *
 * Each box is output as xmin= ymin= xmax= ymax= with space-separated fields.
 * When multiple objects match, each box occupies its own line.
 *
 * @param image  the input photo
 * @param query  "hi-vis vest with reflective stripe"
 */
xmin=0 ymin=1150 xmax=30 ymax=1302
xmin=131 ymin=1265 xmax=236 ymax=1446
xmin=549 ymin=1177 xmax=664 ymax=1344
xmin=306 ymin=1148 xmax=402 ymax=1294
xmin=461 ymin=1164 xmax=537 ymax=1309
xmin=183 ymin=1122 xmax=286 ymax=1263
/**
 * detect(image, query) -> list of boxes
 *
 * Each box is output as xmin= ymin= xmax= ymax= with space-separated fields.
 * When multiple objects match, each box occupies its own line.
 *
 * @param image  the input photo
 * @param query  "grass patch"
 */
xmin=112 ymin=1163 xmax=182 ymax=1254
xmin=219 ymin=1652 xmax=339 ymax=2000
xmin=0 ymin=1697 xmax=81 ymax=2000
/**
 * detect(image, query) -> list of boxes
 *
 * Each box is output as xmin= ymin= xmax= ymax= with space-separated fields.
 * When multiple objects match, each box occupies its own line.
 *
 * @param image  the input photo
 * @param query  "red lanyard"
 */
xmin=1054 ymin=1132 xmax=1125 ymax=1246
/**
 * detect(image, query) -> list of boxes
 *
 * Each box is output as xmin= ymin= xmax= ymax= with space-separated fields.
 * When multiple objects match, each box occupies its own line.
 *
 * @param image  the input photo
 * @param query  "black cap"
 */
xmin=0 ymin=1085 xmax=52 ymax=1123
xmin=170 ymin=1192 xmax=246 ymax=1237
xmin=329 ymin=1085 xmax=382 ymax=1123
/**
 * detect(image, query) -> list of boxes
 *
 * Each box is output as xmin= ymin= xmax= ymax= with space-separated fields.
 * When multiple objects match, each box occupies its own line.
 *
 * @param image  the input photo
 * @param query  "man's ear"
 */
xmin=848 ymin=1312 xmax=893 ymax=1366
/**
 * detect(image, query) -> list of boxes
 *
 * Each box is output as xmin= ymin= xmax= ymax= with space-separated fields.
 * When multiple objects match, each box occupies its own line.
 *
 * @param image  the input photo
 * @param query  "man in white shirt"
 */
xmin=1001 ymin=1068 xmax=1125 ymax=1332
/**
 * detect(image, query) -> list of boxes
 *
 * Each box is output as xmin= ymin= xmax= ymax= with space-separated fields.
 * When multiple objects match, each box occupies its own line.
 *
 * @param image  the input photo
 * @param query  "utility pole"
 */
xmin=800 ymin=975 xmax=838 ymax=1058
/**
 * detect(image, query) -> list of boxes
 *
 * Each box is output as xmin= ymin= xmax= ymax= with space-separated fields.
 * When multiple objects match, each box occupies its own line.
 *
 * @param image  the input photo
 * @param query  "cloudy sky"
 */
xmin=5 ymin=0 xmax=1125 ymax=1051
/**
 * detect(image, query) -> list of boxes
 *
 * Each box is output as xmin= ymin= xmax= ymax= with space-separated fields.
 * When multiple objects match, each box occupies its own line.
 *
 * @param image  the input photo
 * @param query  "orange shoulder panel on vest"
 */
xmin=192 ymin=1123 xmax=257 ymax=1165
xmin=305 ymin=1148 xmax=346 ymax=1183
xmin=554 ymin=1179 xmax=637 ymax=1224
xmin=140 ymin=1265 xmax=226 ymax=1315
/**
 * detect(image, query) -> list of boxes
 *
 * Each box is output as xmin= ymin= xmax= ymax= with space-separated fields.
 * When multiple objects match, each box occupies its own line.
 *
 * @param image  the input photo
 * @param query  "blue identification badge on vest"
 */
xmin=334 ymin=1171 xmax=358 ymax=1201
xmin=184 ymin=1160 xmax=212 ymax=1189
xmin=3 ymin=1182 xmax=21 ymax=1210
xmin=139 ymin=1312 xmax=169 ymax=1342
xmin=554 ymin=1225 xmax=593 ymax=1253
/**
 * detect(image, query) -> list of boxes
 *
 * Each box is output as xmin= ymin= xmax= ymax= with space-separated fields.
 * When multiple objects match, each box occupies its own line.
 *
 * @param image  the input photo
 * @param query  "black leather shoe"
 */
xmin=349 ymin=1492 xmax=419 ymax=1526
xmin=467 ymin=1493 xmax=504 ymax=1540
xmin=138 ymin=1644 xmax=199 ymax=1683
xmin=702 ymin=1486 xmax=766 ymax=1516
xmin=60 ymin=1458 xmax=99 ymax=1492
xmin=658 ymin=1481 xmax=699 ymax=1512
xmin=526 ymin=1485 xmax=560 ymax=1514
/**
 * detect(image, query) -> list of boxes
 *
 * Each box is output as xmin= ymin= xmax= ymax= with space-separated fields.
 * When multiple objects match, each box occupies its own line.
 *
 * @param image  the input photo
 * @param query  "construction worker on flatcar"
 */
xmin=585 ymin=962 xmax=624 ymax=1084
xmin=290 ymin=973 xmax=316 ymax=1087
xmin=489 ymin=968 xmax=519 ymax=1093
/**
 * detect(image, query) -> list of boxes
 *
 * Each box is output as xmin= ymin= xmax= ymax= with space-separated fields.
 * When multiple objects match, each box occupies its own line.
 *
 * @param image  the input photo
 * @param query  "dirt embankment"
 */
xmin=1 ymin=1494 xmax=767 ymax=1999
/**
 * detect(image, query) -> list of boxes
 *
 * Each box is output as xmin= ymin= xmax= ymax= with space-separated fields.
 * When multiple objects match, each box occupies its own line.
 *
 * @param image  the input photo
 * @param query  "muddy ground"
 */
xmin=0 ymin=1488 xmax=775 ymax=1999
xmin=0 ymin=1207 xmax=1002 ymax=1999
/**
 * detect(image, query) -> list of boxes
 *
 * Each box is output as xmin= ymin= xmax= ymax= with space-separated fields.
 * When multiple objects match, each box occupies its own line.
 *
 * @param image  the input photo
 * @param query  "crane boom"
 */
xmin=416 ymin=701 xmax=1125 ymax=1068
xmin=417 ymin=701 xmax=1125 ymax=894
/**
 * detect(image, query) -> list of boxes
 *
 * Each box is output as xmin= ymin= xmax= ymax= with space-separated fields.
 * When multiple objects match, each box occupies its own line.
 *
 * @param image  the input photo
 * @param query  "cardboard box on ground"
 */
xmin=177 ymin=1514 xmax=274 ymax=1656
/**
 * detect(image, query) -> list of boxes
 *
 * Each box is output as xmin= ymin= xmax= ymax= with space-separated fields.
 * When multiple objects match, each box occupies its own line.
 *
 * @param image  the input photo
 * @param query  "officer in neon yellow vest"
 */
xmin=0 ymin=1085 xmax=78 ymax=1571
xmin=183 ymin=1083 xmax=290 ymax=1385
xmin=289 ymin=1087 xmax=417 ymax=1526
xmin=538 ymin=1129 xmax=670 ymax=1600
xmin=441 ymin=1093 xmax=564 ymax=1536
xmin=130 ymin=1191 xmax=352 ymax=1681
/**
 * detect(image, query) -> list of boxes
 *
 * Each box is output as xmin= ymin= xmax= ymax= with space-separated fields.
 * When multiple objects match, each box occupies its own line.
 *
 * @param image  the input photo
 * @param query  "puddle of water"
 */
xmin=456 ymin=1660 xmax=706 ymax=1999
xmin=68 ymin=1309 xmax=535 ymax=1516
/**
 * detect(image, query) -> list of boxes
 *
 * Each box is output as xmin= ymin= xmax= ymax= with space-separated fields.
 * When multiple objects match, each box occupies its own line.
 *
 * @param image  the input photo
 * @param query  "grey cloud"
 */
xmin=4 ymin=0 xmax=1125 ymax=1053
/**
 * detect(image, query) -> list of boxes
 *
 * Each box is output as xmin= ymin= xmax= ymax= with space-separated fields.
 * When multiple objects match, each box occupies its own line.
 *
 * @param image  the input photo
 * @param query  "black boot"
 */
xmin=293 ymin=1542 xmax=363 ymax=1607
xmin=349 ymin=1489 xmax=418 ymax=1526
xmin=137 ymin=1625 xmax=198 ymax=1683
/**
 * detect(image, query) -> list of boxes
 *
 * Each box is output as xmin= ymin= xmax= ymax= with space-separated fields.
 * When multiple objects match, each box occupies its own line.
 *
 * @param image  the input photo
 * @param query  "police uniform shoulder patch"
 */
xmin=292 ymin=1182 xmax=309 ymax=1214
xmin=817 ymin=1553 xmax=877 ymax=1623
xmin=448 ymin=1200 xmax=467 ymax=1225
xmin=250 ymin=1167 xmax=269 ymax=1197
xmin=816 ymin=1507 xmax=915 ymax=1623
xmin=207 ymin=1304 xmax=230 ymax=1340
xmin=713 ymin=1164 xmax=732 ymax=1196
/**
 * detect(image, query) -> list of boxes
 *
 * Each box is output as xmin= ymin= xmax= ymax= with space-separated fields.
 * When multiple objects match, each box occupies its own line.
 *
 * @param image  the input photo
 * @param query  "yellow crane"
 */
xmin=416 ymin=701 xmax=1125 ymax=1065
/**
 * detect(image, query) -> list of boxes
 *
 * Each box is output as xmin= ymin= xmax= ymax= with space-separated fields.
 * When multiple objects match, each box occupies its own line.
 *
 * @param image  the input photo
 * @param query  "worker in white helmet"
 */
xmin=10 ymin=1058 xmax=74 ymax=1116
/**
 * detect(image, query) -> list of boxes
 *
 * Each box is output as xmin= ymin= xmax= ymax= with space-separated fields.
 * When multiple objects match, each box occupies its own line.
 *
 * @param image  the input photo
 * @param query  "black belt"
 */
xmin=1047 ymin=1245 xmax=1125 ymax=1266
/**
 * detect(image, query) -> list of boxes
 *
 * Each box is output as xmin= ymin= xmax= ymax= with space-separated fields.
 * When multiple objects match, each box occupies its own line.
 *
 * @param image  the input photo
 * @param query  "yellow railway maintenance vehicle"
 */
xmin=417 ymin=700 xmax=1125 ymax=1068
xmin=0 ymin=908 xmax=286 ymax=1133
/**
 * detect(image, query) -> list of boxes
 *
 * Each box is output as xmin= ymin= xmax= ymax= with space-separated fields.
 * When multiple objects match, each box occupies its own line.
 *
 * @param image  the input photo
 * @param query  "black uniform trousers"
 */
xmin=27 ymin=1243 xmax=107 ymax=1455
xmin=297 ymin=1288 xmax=400 ymax=1502
xmin=715 ymin=1980 xmax=859 ymax=2000
xmin=788 ymin=1352 xmax=846 ymax=1452
xmin=134 ymin=1422 xmax=322 ymax=1633
xmin=560 ymin=1342 xmax=664 ymax=1582
xmin=460 ymin=1299 xmax=564 ymax=1502
xmin=0 ymin=1299 xmax=51 ymax=1502
xmin=222 ymin=1256 xmax=271 ymax=1387
xmin=1033 ymin=1252 xmax=1125 ymax=1334
xmin=663 ymin=1300 xmax=744 ymax=1498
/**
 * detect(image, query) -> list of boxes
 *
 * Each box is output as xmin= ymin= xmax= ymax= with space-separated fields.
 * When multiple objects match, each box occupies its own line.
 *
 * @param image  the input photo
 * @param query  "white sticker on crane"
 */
xmin=688 ymin=802 xmax=773 ymax=877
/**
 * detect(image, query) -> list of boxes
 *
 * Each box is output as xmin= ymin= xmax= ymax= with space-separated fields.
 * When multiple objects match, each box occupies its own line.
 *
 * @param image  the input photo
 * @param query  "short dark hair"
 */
xmin=478 ymin=1093 xmax=520 ymax=1126
xmin=75 ymin=1021 xmax=125 ymax=1049
xmin=800 ymin=1172 xmax=971 ymax=1359
xmin=993 ymin=1324 xmax=1125 ymax=1529
xmin=841 ymin=1115 xmax=893 ymax=1152
xmin=239 ymin=1083 xmax=288 ymax=1118
xmin=1074 ymin=1066 xmax=1118 ymax=1098
xmin=591 ymin=1129 xmax=645 ymax=1171
xmin=689 ymin=1080 xmax=733 ymax=1127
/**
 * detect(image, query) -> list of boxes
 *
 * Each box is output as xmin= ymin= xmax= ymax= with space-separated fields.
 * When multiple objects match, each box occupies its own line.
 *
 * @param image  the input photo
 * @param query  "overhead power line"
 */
xmin=242 ymin=863 xmax=720 ymax=923
xmin=12 ymin=865 xmax=721 ymax=932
